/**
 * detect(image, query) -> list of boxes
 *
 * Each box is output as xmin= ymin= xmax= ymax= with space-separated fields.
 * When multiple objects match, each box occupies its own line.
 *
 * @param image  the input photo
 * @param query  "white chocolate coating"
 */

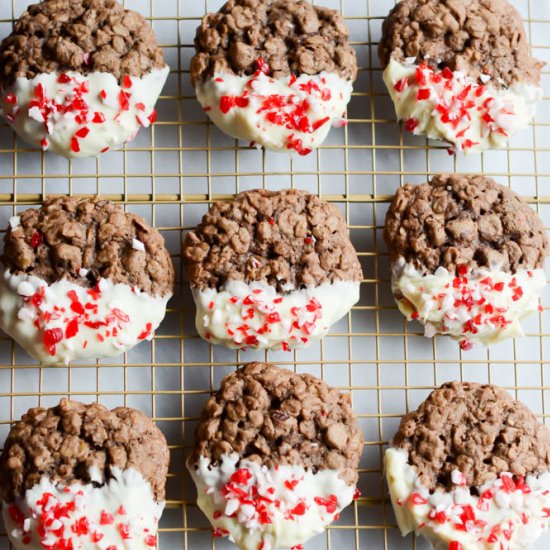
xmin=2 ymin=467 xmax=164 ymax=550
xmin=383 ymin=58 xmax=542 ymax=153
xmin=0 ymin=270 xmax=170 ymax=365
xmin=196 ymin=69 xmax=352 ymax=155
xmin=193 ymin=279 xmax=360 ymax=350
xmin=0 ymin=67 xmax=169 ymax=158
xmin=385 ymin=447 xmax=550 ymax=550
xmin=188 ymin=453 xmax=358 ymax=550
xmin=392 ymin=260 xmax=546 ymax=349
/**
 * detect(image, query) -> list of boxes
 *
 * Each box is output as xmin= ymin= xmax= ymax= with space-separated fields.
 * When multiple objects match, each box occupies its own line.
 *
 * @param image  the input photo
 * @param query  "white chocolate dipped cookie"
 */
xmin=0 ymin=196 xmax=174 ymax=364
xmin=383 ymin=175 xmax=548 ymax=350
xmin=187 ymin=362 xmax=364 ymax=550
xmin=379 ymin=0 xmax=545 ymax=153
xmin=0 ymin=0 xmax=169 ymax=158
xmin=190 ymin=0 xmax=357 ymax=155
xmin=182 ymin=189 xmax=362 ymax=351
xmin=0 ymin=399 xmax=169 ymax=550
xmin=385 ymin=381 xmax=550 ymax=550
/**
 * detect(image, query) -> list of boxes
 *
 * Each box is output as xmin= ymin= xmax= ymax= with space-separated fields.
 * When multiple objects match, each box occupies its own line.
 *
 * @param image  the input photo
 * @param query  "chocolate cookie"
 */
xmin=385 ymin=381 xmax=550 ymax=549
xmin=1 ymin=398 xmax=169 ymax=549
xmin=183 ymin=188 xmax=362 ymax=350
xmin=191 ymin=0 xmax=357 ymax=155
xmin=0 ymin=196 xmax=175 ymax=364
xmin=379 ymin=0 xmax=545 ymax=153
xmin=0 ymin=0 xmax=169 ymax=158
xmin=384 ymin=175 xmax=548 ymax=349
xmin=187 ymin=362 xmax=363 ymax=550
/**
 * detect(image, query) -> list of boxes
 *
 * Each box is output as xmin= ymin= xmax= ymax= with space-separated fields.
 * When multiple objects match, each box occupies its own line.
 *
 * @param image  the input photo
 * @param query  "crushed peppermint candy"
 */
xmin=393 ymin=262 xmax=546 ymax=348
xmin=195 ymin=280 xmax=360 ymax=351
xmin=197 ymin=59 xmax=352 ymax=156
xmin=3 ymin=468 xmax=162 ymax=550
xmin=0 ymin=270 xmax=169 ymax=363
xmin=1 ymin=68 xmax=167 ymax=157
xmin=189 ymin=454 xmax=357 ymax=550
xmin=386 ymin=448 xmax=550 ymax=550
xmin=385 ymin=59 xmax=541 ymax=152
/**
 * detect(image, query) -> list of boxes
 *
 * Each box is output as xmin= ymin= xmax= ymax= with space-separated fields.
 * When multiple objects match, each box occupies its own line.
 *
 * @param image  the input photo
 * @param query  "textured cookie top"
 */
xmin=183 ymin=189 xmax=362 ymax=292
xmin=393 ymin=381 xmax=550 ymax=492
xmin=190 ymin=0 xmax=357 ymax=87
xmin=379 ymin=0 xmax=544 ymax=88
xmin=189 ymin=362 xmax=364 ymax=485
xmin=0 ymin=0 xmax=166 ymax=89
xmin=2 ymin=196 xmax=175 ymax=298
xmin=383 ymin=175 xmax=548 ymax=275
xmin=0 ymin=399 xmax=170 ymax=503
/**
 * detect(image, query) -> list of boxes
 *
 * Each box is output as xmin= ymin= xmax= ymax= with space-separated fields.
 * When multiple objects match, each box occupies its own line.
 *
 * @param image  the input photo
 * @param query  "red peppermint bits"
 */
xmin=449 ymin=543 xmax=463 ymax=550
xmin=409 ymin=493 xmax=428 ymax=506
xmin=285 ymin=479 xmax=299 ymax=491
xmin=31 ymin=231 xmax=43 ymax=248
xmin=255 ymin=57 xmax=270 ymax=75
xmin=92 ymin=112 xmax=106 ymax=123
xmin=5 ymin=92 xmax=17 ymax=105
xmin=75 ymin=127 xmax=90 ymax=139
xmin=91 ymin=531 xmax=104 ymax=543
xmin=43 ymin=327 xmax=63 ymax=356
xmin=65 ymin=319 xmax=79 ymax=339
xmin=70 ymin=137 xmax=80 ymax=153
xmin=148 ymin=110 xmax=158 ymax=124
xmin=405 ymin=118 xmax=418 ymax=133
xmin=122 ymin=75 xmax=133 ymax=89
xmin=138 ymin=322 xmax=153 ymax=340
xmin=119 ymin=90 xmax=131 ymax=111
xmin=394 ymin=78 xmax=409 ymax=93
xmin=144 ymin=534 xmax=157 ymax=546
xmin=416 ymin=88 xmax=431 ymax=101
xmin=231 ymin=468 xmax=253 ymax=485
xmin=512 ymin=286 xmax=524 ymax=301
xmin=314 ymin=494 xmax=339 ymax=514
xmin=287 ymin=134 xmax=312 ymax=156
xmin=117 ymin=522 xmax=131 ymax=539
xmin=290 ymin=502 xmax=307 ymax=516
xmin=415 ymin=66 xmax=427 ymax=86
xmin=71 ymin=517 xmax=89 ymax=536
xmin=99 ymin=510 xmax=114 ymax=525
xmin=460 ymin=339 xmax=473 ymax=351
xmin=220 ymin=95 xmax=237 ymax=114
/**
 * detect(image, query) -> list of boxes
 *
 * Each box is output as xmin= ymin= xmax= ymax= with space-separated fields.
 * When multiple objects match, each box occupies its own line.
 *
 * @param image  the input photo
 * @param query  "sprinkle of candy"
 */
xmin=390 ymin=61 xmax=524 ymax=152
xmin=210 ymin=59 xmax=344 ymax=155
xmin=122 ymin=75 xmax=133 ymax=89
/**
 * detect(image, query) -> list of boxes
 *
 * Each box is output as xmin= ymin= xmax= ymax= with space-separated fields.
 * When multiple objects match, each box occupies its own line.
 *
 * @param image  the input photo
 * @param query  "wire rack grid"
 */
xmin=0 ymin=0 xmax=549 ymax=548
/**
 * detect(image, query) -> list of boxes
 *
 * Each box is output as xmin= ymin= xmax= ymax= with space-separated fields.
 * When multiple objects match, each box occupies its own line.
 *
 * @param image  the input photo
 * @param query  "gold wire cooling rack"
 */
xmin=0 ymin=0 xmax=549 ymax=548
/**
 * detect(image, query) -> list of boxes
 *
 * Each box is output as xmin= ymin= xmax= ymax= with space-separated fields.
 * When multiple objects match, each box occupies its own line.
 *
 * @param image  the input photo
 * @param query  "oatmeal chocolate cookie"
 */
xmin=379 ymin=0 xmax=544 ymax=153
xmin=384 ymin=174 xmax=548 ymax=275
xmin=385 ymin=381 xmax=550 ymax=549
xmin=183 ymin=188 xmax=362 ymax=351
xmin=384 ymin=175 xmax=547 ymax=350
xmin=0 ymin=196 xmax=175 ymax=364
xmin=0 ymin=0 xmax=169 ymax=158
xmin=191 ymin=0 xmax=357 ymax=85
xmin=191 ymin=0 xmax=357 ymax=155
xmin=187 ymin=362 xmax=363 ymax=550
xmin=1 ymin=399 xmax=169 ymax=550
